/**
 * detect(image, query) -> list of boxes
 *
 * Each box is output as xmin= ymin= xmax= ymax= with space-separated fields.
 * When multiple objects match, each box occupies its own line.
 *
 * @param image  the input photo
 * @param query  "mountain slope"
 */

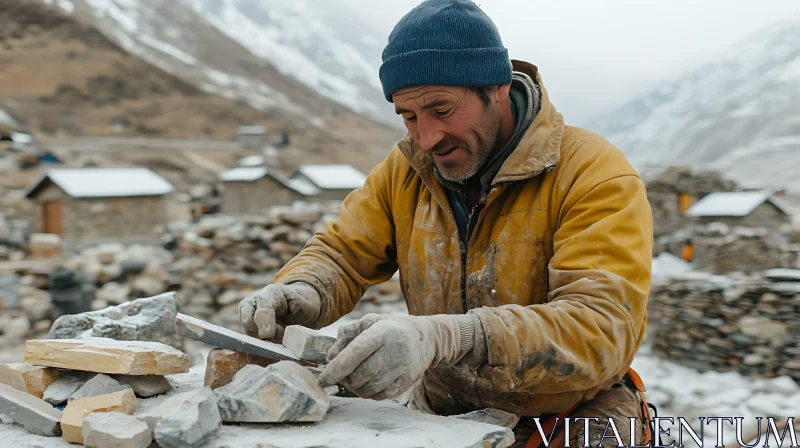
xmin=180 ymin=0 xmax=396 ymax=126
xmin=1 ymin=0 xmax=402 ymax=172
xmin=587 ymin=15 xmax=800 ymax=191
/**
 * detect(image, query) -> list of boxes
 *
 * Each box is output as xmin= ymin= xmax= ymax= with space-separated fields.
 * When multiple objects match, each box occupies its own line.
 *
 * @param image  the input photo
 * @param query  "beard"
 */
xmin=433 ymin=142 xmax=494 ymax=183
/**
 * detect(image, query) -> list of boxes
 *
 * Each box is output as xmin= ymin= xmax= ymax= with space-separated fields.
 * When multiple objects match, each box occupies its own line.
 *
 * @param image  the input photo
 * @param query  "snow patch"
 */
xmin=138 ymin=34 xmax=198 ymax=66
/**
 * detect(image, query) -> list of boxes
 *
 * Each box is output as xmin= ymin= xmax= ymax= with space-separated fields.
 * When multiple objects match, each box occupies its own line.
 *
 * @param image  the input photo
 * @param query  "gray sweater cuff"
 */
xmin=456 ymin=314 xmax=487 ymax=368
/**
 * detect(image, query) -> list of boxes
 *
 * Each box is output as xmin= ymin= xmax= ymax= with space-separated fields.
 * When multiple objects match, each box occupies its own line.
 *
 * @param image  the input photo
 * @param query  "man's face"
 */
xmin=393 ymin=85 xmax=504 ymax=183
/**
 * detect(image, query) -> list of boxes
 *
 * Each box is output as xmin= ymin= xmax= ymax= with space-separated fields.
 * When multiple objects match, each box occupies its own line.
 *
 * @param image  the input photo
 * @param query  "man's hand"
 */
xmin=317 ymin=313 xmax=480 ymax=401
xmin=238 ymin=283 xmax=321 ymax=342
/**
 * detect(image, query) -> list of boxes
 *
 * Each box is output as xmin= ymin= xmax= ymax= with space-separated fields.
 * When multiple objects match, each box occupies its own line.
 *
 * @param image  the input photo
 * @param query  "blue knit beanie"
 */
xmin=379 ymin=0 xmax=513 ymax=102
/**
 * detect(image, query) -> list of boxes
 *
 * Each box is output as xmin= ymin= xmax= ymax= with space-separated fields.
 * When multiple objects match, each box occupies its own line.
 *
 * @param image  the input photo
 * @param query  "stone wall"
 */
xmin=690 ymin=224 xmax=792 ymax=274
xmin=647 ymin=272 xmax=800 ymax=381
xmin=695 ymin=202 xmax=791 ymax=229
xmin=220 ymin=178 xmax=307 ymax=215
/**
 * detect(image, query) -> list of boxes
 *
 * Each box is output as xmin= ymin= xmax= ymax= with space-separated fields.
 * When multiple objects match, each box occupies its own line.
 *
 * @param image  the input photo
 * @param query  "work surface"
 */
xmin=0 ymin=365 xmax=515 ymax=448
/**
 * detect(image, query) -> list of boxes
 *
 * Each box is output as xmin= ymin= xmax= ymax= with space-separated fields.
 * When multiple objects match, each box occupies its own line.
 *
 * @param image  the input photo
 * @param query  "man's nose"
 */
xmin=416 ymin=117 xmax=445 ymax=151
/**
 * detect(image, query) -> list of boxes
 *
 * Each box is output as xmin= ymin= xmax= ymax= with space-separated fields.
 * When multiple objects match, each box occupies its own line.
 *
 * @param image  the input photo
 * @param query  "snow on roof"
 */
xmin=219 ymin=167 xmax=320 ymax=196
xmin=297 ymin=164 xmax=367 ymax=190
xmin=219 ymin=167 xmax=268 ymax=182
xmin=239 ymin=155 xmax=265 ymax=167
xmin=11 ymin=132 xmax=33 ymax=144
xmin=687 ymin=191 xmax=789 ymax=217
xmin=26 ymin=168 xmax=174 ymax=198
xmin=238 ymin=125 xmax=265 ymax=135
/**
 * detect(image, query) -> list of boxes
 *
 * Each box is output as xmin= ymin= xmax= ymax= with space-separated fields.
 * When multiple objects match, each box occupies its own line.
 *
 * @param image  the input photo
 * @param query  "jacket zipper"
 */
xmin=459 ymin=201 xmax=484 ymax=313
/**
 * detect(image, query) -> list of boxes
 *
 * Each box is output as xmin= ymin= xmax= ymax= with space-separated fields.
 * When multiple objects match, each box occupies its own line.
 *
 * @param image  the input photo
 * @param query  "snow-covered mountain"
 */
xmin=587 ymin=14 xmax=800 ymax=192
xmin=180 ymin=0 xmax=395 ymax=125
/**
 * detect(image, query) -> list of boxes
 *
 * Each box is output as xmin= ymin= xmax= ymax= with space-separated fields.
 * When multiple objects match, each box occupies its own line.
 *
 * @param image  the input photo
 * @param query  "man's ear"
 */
xmin=495 ymin=83 xmax=512 ymax=102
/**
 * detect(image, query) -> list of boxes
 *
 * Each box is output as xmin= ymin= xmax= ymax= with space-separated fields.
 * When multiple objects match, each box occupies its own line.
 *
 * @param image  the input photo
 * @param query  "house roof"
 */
xmin=238 ymin=125 xmax=265 ymax=135
xmin=219 ymin=167 xmax=320 ymax=196
xmin=296 ymin=164 xmax=367 ymax=190
xmin=687 ymin=191 xmax=790 ymax=217
xmin=239 ymin=155 xmax=265 ymax=167
xmin=25 ymin=168 xmax=174 ymax=199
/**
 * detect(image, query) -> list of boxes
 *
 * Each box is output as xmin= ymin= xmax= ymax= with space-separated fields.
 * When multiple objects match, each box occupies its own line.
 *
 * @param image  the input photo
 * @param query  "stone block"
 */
xmin=283 ymin=325 xmax=335 ymax=364
xmin=135 ymin=390 xmax=195 ymax=430
xmin=0 ymin=363 xmax=60 ymax=398
xmin=204 ymin=348 xmax=277 ymax=390
xmin=82 ymin=412 xmax=152 ymax=448
xmin=24 ymin=337 xmax=189 ymax=375
xmin=0 ymin=383 xmax=62 ymax=436
xmin=214 ymin=362 xmax=330 ymax=423
xmin=115 ymin=374 xmax=171 ymax=398
xmin=70 ymin=374 xmax=131 ymax=402
xmin=43 ymin=372 xmax=92 ymax=406
xmin=48 ymin=292 xmax=181 ymax=348
xmin=61 ymin=389 xmax=138 ymax=444
xmin=154 ymin=387 xmax=221 ymax=448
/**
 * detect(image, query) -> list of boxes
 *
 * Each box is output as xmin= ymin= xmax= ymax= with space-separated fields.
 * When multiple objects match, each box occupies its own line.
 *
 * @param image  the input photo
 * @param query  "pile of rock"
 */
xmin=688 ymin=223 xmax=793 ymax=274
xmin=167 ymin=202 xmax=406 ymax=329
xmin=647 ymin=270 xmax=800 ymax=381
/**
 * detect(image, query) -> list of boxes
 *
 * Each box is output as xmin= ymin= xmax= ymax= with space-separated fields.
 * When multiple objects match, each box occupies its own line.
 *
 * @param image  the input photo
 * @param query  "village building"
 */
xmin=646 ymin=166 xmax=738 ymax=237
xmin=24 ymin=168 xmax=174 ymax=243
xmin=290 ymin=164 xmax=368 ymax=201
xmin=686 ymin=190 xmax=792 ymax=228
xmin=237 ymin=125 xmax=266 ymax=150
xmin=218 ymin=167 xmax=319 ymax=215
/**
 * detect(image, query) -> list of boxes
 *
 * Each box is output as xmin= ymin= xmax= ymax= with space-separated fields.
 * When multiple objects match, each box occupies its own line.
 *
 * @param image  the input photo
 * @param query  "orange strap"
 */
xmin=525 ymin=368 xmax=652 ymax=448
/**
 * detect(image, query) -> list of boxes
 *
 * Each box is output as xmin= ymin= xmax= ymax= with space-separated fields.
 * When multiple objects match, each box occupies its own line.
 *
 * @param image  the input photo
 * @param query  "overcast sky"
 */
xmin=342 ymin=0 xmax=800 ymax=125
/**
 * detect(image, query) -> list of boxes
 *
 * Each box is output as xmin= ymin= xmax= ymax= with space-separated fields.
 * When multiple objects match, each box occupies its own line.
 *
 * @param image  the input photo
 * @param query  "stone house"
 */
xmin=24 ymin=168 xmax=174 ymax=242
xmin=218 ymin=167 xmax=319 ymax=215
xmin=686 ymin=190 xmax=792 ymax=228
xmin=646 ymin=166 xmax=738 ymax=237
xmin=290 ymin=164 xmax=368 ymax=201
xmin=237 ymin=125 xmax=266 ymax=150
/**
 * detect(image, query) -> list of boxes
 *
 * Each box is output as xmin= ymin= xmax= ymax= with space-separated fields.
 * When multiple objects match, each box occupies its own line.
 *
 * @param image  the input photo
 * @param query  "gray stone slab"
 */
xmin=0 ymin=383 xmax=62 ymax=437
xmin=69 ymin=374 xmax=131 ymax=402
xmin=42 ymin=372 xmax=93 ymax=406
xmin=175 ymin=313 xmax=299 ymax=362
xmin=115 ymin=375 xmax=171 ymax=398
xmin=82 ymin=412 xmax=152 ymax=448
xmin=154 ymin=387 xmax=221 ymax=448
xmin=283 ymin=325 xmax=335 ymax=364
xmin=214 ymin=362 xmax=329 ymax=422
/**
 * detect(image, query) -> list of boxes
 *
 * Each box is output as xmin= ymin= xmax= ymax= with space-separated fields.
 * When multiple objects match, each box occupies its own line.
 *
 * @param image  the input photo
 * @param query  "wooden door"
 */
xmin=42 ymin=201 xmax=62 ymax=235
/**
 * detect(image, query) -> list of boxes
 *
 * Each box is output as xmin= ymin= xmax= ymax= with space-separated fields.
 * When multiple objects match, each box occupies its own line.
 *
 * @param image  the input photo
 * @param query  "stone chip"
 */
xmin=214 ymin=361 xmax=330 ymax=423
xmin=154 ymin=387 xmax=221 ymax=448
xmin=61 ymin=388 xmax=138 ymax=444
xmin=24 ymin=337 xmax=189 ymax=375
xmin=82 ymin=411 xmax=153 ymax=448
xmin=0 ymin=383 xmax=62 ymax=437
xmin=203 ymin=348 xmax=276 ymax=390
xmin=43 ymin=372 xmax=93 ymax=406
xmin=283 ymin=325 xmax=335 ymax=364
xmin=70 ymin=374 xmax=131 ymax=402
xmin=114 ymin=374 xmax=172 ymax=398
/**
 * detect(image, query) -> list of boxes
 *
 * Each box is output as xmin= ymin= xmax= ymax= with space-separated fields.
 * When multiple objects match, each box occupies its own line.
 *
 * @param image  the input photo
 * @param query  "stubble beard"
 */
xmin=434 ymin=110 xmax=501 ymax=184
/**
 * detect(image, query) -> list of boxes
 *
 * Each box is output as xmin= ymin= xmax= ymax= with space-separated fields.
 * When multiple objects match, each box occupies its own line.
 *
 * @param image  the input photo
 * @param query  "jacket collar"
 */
xmin=398 ymin=60 xmax=564 ymax=187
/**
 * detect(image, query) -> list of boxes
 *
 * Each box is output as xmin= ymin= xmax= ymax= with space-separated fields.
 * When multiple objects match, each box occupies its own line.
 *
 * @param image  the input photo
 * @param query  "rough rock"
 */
xmin=153 ymin=387 xmax=221 ymax=448
xmin=82 ymin=412 xmax=152 ymax=448
xmin=70 ymin=374 xmax=131 ymax=403
xmin=61 ymin=389 xmax=138 ymax=444
xmin=0 ymin=383 xmax=62 ymax=437
xmin=97 ymin=282 xmax=130 ymax=305
xmin=3 ymin=315 xmax=30 ymax=342
xmin=47 ymin=292 xmax=181 ymax=348
xmin=43 ymin=372 xmax=92 ymax=406
xmin=24 ymin=337 xmax=189 ymax=375
xmin=283 ymin=325 xmax=336 ymax=364
xmin=114 ymin=375 xmax=171 ymax=398
xmin=453 ymin=408 xmax=520 ymax=429
xmin=0 ymin=363 xmax=60 ymax=398
xmin=214 ymin=362 xmax=330 ymax=422
xmin=135 ymin=390 xmax=196 ymax=430
xmin=0 ymin=274 xmax=20 ymax=310
xmin=203 ymin=348 xmax=277 ymax=390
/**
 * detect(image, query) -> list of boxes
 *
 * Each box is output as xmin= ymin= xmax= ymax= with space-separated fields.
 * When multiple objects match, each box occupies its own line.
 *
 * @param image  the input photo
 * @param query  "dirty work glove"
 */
xmin=238 ymin=283 xmax=321 ymax=342
xmin=317 ymin=313 xmax=484 ymax=401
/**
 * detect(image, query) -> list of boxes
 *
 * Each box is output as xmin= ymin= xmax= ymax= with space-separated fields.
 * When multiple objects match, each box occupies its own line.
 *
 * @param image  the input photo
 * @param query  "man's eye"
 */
xmin=404 ymin=115 xmax=417 ymax=122
xmin=435 ymin=109 xmax=451 ymax=117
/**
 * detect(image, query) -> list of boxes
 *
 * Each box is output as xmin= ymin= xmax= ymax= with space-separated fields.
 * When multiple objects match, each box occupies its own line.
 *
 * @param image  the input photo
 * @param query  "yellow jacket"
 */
xmin=275 ymin=60 xmax=653 ymax=416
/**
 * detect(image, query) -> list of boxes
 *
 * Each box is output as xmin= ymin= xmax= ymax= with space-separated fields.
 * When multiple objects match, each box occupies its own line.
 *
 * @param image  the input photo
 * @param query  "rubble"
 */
xmin=82 ymin=412 xmax=152 ymax=448
xmin=203 ymin=348 xmax=276 ymax=390
xmin=0 ymin=383 xmax=62 ymax=437
xmin=214 ymin=362 xmax=330 ymax=423
xmin=153 ymin=387 xmax=221 ymax=448
xmin=24 ymin=337 xmax=189 ymax=375
xmin=69 ymin=374 xmax=131 ymax=402
xmin=0 ymin=274 xmax=19 ymax=309
xmin=48 ymin=292 xmax=182 ymax=348
xmin=115 ymin=375 xmax=171 ymax=398
xmin=43 ymin=372 xmax=92 ymax=406
xmin=61 ymin=389 xmax=138 ymax=444
xmin=453 ymin=408 xmax=520 ymax=429
xmin=283 ymin=325 xmax=335 ymax=364
xmin=648 ymin=271 xmax=800 ymax=381
xmin=0 ymin=363 xmax=59 ymax=398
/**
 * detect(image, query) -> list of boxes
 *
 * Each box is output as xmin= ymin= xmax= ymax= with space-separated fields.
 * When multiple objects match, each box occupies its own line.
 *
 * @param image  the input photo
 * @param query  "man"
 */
xmin=239 ymin=0 xmax=654 ymax=446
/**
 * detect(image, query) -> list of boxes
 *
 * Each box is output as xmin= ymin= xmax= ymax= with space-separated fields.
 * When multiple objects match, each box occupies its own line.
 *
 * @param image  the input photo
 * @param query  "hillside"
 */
xmin=0 ymin=0 xmax=402 ymax=173
xmin=587 ymin=14 xmax=800 ymax=191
